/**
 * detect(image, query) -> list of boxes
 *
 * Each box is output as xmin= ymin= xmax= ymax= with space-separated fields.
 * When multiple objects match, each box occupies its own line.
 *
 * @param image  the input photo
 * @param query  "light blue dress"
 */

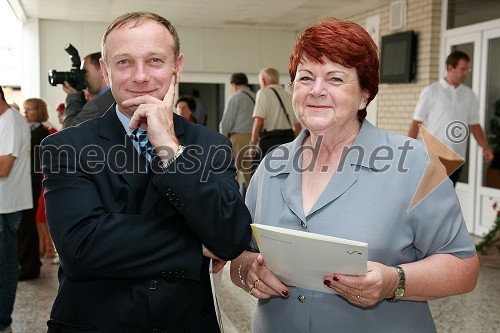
xmin=246 ymin=120 xmax=476 ymax=333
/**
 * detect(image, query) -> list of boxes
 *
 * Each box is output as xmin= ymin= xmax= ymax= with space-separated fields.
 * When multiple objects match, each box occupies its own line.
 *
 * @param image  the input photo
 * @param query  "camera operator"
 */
xmin=62 ymin=52 xmax=114 ymax=128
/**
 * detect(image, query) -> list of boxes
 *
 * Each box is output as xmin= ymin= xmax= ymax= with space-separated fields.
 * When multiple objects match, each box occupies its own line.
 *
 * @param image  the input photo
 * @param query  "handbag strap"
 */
xmin=241 ymin=90 xmax=255 ymax=104
xmin=270 ymin=87 xmax=292 ymax=128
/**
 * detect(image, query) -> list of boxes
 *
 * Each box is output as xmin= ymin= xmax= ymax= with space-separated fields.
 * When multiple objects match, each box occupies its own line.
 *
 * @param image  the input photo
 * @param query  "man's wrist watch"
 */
xmin=386 ymin=265 xmax=405 ymax=302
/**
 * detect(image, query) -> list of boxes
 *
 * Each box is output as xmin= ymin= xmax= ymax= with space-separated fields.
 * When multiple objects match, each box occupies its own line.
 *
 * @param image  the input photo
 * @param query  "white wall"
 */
xmin=36 ymin=19 xmax=296 ymax=125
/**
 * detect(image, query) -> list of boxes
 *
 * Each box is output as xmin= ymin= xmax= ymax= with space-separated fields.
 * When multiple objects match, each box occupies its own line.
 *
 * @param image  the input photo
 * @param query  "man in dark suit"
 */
xmin=62 ymin=52 xmax=115 ymax=128
xmin=40 ymin=11 xmax=252 ymax=333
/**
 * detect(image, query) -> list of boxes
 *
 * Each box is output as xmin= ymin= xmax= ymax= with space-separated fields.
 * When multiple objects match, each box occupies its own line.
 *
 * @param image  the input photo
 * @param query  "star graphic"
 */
xmin=409 ymin=124 xmax=465 ymax=210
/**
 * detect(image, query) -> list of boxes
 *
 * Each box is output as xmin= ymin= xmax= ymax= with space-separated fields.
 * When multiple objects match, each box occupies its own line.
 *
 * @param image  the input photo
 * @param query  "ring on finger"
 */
xmin=248 ymin=278 xmax=260 ymax=295
xmin=357 ymin=290 xmax=363 ymax=299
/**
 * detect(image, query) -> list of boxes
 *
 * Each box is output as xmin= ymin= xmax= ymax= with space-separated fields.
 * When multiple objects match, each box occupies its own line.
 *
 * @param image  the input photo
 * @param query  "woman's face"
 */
xmin=175 ymin=101 xmax=192 ymax=120
xmin=24 ymin=102 xmax=38 ymax=123
xmin=292 ymin=57 xmax=369 ymax=134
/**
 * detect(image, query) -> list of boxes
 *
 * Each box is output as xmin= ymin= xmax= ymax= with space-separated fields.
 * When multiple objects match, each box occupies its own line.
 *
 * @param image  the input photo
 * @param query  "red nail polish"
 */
xmin=323 ymin=279 xmax=331 ymax=286
xmin=282 ymin=290 xmax=289 ymax=297
xmin=332 ymin=276 xmax=339 ymax=281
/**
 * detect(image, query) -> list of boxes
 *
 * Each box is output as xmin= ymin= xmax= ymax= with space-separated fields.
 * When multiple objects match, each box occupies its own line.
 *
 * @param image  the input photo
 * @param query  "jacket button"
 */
xmin=149 ymin=280 xmax=158 ymax=290
xmin=152 ymin=328 xmax=160 ymax=333
xmin=300 ymin=221 xmax=308 ymax=229
xmin=167 ymin=271 xmax=173 ymax=278
xmin=298 ymin=295 xmax=306 ymax=303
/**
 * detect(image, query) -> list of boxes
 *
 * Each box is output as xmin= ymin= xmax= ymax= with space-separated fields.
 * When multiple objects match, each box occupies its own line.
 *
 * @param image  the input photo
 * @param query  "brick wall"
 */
xmin=349 ymin=0 xmax=443 ymax=135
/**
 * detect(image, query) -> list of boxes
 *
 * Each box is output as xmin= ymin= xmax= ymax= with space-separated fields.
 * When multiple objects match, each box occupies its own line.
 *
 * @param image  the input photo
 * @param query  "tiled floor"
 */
xmin=10 ymin=259 xmax=500 ymax=333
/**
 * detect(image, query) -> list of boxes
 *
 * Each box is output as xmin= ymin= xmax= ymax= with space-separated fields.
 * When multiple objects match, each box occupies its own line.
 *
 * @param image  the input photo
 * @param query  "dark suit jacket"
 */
xmin=40 ymin=106 xmax=252 ymax=333
xmin=63 ymin=89 xmax=115 ymax=128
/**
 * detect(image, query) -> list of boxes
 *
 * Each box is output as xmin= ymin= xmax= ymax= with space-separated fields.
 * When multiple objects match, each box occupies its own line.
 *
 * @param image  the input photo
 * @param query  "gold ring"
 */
xmin=357 ymin=290 xmax=363 ymax=299
xmin=248 ymin=278 xmax=260 ymax=295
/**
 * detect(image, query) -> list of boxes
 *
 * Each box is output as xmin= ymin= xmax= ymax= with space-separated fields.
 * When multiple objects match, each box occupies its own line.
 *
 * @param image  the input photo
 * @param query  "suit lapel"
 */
xmin=97 ymin=107 xmax=149 ymax=198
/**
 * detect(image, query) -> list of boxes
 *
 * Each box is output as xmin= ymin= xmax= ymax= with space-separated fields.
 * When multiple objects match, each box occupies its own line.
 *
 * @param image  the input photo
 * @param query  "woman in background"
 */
xmin=230 ymin=18 xmax=479 ymax=333
xmin=175 ymin=95 xmax=198 ymax=123
xmin=20 ymin=98 xmax=56 ymax=277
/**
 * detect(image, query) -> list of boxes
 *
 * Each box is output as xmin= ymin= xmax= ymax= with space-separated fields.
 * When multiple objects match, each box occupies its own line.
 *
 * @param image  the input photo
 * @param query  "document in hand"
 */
xmin=251 ymin=223 xmax=368 ymax=293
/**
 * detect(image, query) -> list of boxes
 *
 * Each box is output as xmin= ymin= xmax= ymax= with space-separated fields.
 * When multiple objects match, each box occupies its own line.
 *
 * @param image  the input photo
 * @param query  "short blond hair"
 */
xmin=101 ymin=11 xmax=180 ymax=64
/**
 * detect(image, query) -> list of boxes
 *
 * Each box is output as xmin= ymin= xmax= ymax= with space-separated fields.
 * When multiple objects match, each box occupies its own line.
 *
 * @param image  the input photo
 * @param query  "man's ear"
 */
xmin=175 ymin=53 xmax=184 ymax=84
xmin=99 ymin=59 xmax=110 ymax=87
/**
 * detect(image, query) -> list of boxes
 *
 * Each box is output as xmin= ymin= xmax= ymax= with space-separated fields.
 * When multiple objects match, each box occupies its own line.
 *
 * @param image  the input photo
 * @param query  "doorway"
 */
xmin=444 ymin=21 xmax=500 ymax=235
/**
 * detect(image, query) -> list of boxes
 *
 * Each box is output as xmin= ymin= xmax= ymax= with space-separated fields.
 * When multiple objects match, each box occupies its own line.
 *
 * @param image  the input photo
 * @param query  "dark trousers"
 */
xmin=18 ymin=185 xmax=41 ymax=278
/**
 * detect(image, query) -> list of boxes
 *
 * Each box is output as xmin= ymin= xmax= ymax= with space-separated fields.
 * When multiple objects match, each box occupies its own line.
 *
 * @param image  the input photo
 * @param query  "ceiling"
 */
xmin=9 ymin=0 xmax=393 ymax=30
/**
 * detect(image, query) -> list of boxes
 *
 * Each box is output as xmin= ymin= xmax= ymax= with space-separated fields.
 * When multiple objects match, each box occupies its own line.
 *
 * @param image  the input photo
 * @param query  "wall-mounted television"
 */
xmin=380 ymin=30 xmax=418 ymax=83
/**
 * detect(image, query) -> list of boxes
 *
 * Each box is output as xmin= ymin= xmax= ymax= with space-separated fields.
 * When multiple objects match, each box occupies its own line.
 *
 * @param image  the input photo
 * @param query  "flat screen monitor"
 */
xmin=380 ymin=30 xmax=417 ymax=83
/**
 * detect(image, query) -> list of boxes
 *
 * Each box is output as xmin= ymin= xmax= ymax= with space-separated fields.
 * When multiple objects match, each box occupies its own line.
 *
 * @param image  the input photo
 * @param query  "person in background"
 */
xmin=18 ymin=98 xmax=53 ymax=280
xmin=219 ymin=73 xmax=256 ymax=188
xmin=83 ymin=88 xmax=97 ymax=102
xmin=192 ymin=89 xmax=207 ymax=125
xmin=55 ymin=102 xmax=65 ymax=126
xmin=62 ymin=51 xmax=114 ymax=128
xmin=35 ymin=185 xmax=58 ymax=264
xmin=230 ymin=18 xmax=479 ymax=333
xmin=249 ymin=67 xmax=301 ymax=158
xmin=408 ymin=50 xmax=494 ymax=186
xmin=0 ymin=86 xmax=32 ymax=333
xmin=40 ymin=11 xmax=251 ymax=332
xmin=175 ymin=95 xmax=198 ymax=123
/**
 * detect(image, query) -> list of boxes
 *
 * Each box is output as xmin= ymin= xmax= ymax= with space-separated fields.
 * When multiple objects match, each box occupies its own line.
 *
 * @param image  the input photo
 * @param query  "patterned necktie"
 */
xmin=129 ymin=128 xmax=154 ymax=168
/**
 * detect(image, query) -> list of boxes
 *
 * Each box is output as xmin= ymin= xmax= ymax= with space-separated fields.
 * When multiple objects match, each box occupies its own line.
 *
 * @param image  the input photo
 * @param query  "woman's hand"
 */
xmin=232 ymin=251 xmax=290 ymax=299
xmin=323 ymin=261 xmax=397 ymax=307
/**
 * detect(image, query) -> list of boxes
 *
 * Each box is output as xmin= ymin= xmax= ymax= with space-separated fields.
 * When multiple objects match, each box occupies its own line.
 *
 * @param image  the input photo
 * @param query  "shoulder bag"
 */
xmin=258 ymin=87 xmax=296 ymax=156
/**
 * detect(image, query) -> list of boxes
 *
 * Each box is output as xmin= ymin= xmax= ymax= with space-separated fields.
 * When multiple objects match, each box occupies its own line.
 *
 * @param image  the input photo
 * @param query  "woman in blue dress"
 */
xmin=230 ymin=18 xmax=479 ymax=333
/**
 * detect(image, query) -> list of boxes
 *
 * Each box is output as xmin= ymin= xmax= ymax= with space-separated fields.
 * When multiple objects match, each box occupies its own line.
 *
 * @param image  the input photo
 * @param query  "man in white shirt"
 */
xmin=250 ymin=67 xmax=301 ymax=160
xmin=408 ymin=51 xmax=493 ymax=185
xmin=0 ymin=86 xmax=32 ymax=333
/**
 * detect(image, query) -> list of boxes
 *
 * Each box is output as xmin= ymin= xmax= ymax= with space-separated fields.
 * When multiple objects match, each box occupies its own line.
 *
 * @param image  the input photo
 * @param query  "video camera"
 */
xmin=48 ymin=44 xmax=86 ymax=91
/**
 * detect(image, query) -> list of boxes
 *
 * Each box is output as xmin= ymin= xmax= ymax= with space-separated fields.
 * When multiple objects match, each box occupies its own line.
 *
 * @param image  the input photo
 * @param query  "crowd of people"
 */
xmin=0 ymin=10 xmax=492 ymax=333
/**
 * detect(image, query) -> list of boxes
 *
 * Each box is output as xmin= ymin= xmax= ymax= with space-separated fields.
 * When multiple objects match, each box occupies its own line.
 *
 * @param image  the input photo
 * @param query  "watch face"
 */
xmin=395 ymin=288 xmax=405 ymax=298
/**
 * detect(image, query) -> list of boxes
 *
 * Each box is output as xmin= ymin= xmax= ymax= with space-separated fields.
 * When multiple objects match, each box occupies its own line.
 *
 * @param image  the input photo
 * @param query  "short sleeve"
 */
xmin=252 ymin=90 xmax=268 ymax=119
xmin=467 ymin=92 xmax=480 ymax=125
xmin=413 ymin=178 xmax=476 ymax=260
xmin=0 ymin=113 xmax=16 ymax=157
xmin=413 ymin=86 xmax=432 ymax=122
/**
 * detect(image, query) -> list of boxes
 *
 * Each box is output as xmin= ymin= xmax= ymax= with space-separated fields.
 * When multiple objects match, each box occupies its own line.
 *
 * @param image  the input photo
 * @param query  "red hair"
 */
xmin=289 ymin=18 xmax=379 ymax=121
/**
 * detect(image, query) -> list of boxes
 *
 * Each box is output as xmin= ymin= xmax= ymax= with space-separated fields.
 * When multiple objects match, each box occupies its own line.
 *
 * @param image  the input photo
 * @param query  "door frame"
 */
xmin=443 ymin=19 xmax=500 ymax=235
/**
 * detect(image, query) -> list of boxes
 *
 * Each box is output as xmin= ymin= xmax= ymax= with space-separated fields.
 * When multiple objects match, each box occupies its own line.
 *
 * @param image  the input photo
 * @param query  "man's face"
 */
xmin=448 ymin=59 xmax=471 ymax=87
xmin=83 ymin=58 xmax=104 ymax=95
xmin=100 ymin=20 xmax=183 ymax=118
